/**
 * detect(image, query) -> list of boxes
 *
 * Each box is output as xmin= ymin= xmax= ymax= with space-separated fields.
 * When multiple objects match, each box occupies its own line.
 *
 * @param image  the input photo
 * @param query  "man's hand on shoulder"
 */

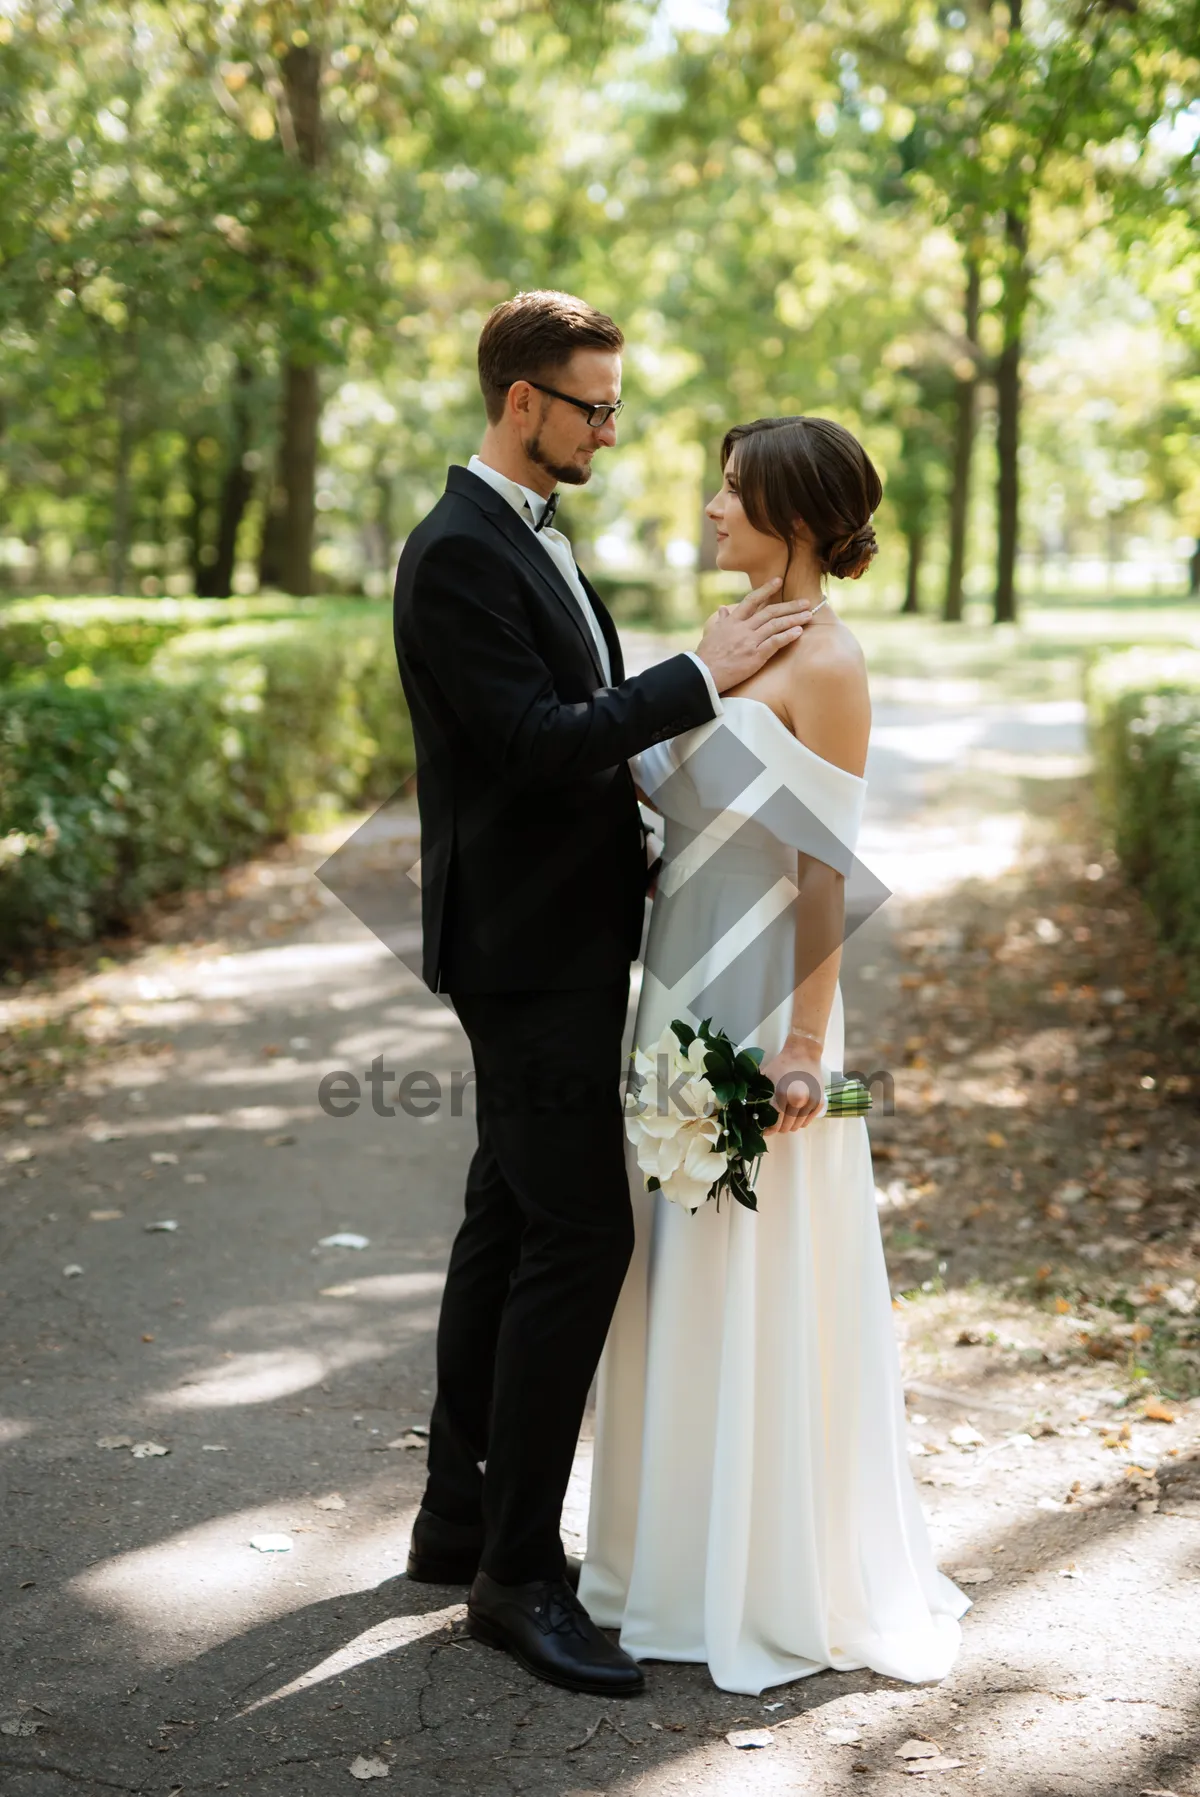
xmin=693 ymin=578 xmax=813 ymax=692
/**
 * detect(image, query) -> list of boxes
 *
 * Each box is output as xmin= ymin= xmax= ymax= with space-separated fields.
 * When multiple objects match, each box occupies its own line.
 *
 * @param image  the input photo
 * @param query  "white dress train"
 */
xmin=578 ymin=696 xmax=968 ymax=1695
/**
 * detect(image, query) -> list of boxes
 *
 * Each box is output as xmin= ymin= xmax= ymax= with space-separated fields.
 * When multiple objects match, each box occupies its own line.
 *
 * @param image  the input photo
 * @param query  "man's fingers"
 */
xmin=755 ymin=625 xmax=806 ymax=658
xmin=754 ymin=598 xmax=813 ymax=627
xmin=751 ymin=608 xmax=812 ymax=643
xmin=736 ymin=576 xmax=783 ymax=615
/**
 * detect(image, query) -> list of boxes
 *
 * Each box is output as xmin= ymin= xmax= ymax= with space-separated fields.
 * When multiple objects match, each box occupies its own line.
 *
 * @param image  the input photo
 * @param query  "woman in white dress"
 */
xmin=579 ymin=415 xmax=968 ymax=1696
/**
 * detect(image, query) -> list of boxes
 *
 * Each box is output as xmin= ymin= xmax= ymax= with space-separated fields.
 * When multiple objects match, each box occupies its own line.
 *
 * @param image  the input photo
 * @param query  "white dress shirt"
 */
xmin=465 ymin=454 xmax=723 ymax=718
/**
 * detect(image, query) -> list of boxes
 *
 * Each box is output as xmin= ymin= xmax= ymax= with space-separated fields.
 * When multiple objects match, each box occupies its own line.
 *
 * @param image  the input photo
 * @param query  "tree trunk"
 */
xmin=993 ymin=0 xmax=1027 ymax=628
xmin=279 ymin=359 xmax=319 ymax=597
xmin=184 ymin=433 xmax=207 ymax=596
xmin=943 ymin=257 xmax=980 ymax=623
xmin=993 ymin=206 xmax=1027 ymax=626
xmin=901 ymin=530 xmax=924 ymax=615
xmin=277 ymin=42 xmax=323 ymax=599
xmin=372 ymin=461 xmax=396 ymax=587
xmin=211 ymin=359 xmax=256 ymax=599
xmin=257 ymin=439 xmax=288 ymax=590
xmin=110 ymin=354 xmax=137 ymax=594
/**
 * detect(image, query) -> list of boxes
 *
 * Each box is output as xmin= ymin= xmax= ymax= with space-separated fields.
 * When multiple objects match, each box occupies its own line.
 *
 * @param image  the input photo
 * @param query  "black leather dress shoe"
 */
xmin=406 ymin=1509 xmax=580 ymax=1591
xmin=406 ymin=1508 xmax=483 ymax=1584
xmin=466 ymin=1571 xmax=644 ymax=1696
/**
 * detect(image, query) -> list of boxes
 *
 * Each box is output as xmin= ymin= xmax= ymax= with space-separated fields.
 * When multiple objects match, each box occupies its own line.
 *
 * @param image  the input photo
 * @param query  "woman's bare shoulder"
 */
xmin=781 ymin=619 xmax=870 ymax=776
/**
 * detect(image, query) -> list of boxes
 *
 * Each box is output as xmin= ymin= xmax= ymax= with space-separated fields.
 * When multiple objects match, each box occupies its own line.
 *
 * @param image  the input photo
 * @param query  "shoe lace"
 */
xmin=531 ymin=1580 xmax=591 ymax=1639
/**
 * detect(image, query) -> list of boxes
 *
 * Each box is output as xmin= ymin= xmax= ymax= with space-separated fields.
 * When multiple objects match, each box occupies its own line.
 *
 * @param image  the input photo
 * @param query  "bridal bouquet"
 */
xmin=623 ymin=1018 xmax=778 ymax=1214
xmin=624 ymin=1018 xmax=873 ymax=1215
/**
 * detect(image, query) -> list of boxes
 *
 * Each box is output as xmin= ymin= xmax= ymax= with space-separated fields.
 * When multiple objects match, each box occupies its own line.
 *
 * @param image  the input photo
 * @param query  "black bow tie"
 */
xmin=533 ymin=492 xmax=559 ymax=533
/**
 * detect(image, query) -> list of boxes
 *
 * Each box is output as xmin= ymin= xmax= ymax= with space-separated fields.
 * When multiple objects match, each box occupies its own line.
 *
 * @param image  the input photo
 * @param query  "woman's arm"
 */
xmin=762 ymin=858 xmax=845 ymax=1134
xmin=763 ymin=639 xmax=870 ymax=1133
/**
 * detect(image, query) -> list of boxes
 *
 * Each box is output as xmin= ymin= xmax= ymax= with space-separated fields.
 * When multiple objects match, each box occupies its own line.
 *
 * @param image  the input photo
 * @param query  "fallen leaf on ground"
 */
xmin=901 ymin=1757 xmax=968 ymax=1776
xmin=727 ymin=1728 xmax=774 ymax=1749
xmin=89 ymin=1209 xmax=123 ymax=1221
xmin=1143 ymin=1399 xmax=1178 ymax=1423
xmin=249 ymin=1533 xmax=293 ymax=1553
xmin=949 ymin=1566 xmax=993 ymax=1584
xmin=949 ymin=1424 xmax=985 ymax=1447
xmin=0 ymin=1719 xmax=44 ymax=1737
xmin=4 ymin=1145 xmax=34 ymax=1163
xmin=201 ymin=1444 xmax=227 ymax=1452
xmin=824 ymin=1726 xmax=863 ymax=1743
xmin=315 ymin=1493 xmax=346 ymax=1511
xmin=145 ymin=1220 xmax=178 ymax=1233
xmin=318 ymin=1233 xmax=370 ymax=1250
xmin=150 ymin=1152 xmax=178 ymax=1165
xmin=131 ymin=1441 xmax=169 ymax=1458
xmin=896 ymin=1739 xmax=941 ymax=1759
xmin=321 ymin=1283 xmax=359 ymax=1298
xmin=97 ymin=1436 xmax=134 ymax=1450
xmin=23 ymin=1114 xmax=48 ymax=1127
xmin=388 ymin=1431 xmax=428 ymax=1451
xmin=348 ymin=1756 xmax=390 ymax=1779
xmin=62 ymin=1264 xmax=83 ymax=1278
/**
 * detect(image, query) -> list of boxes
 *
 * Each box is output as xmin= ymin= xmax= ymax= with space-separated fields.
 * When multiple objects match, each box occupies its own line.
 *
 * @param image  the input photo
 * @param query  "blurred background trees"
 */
xmin=1 ymin=0 xmax=1198 ymax=619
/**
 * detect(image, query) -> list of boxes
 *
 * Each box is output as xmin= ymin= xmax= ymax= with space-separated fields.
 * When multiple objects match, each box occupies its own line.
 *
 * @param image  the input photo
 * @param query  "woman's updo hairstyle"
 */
xmin=720 ymin=415 xmax=883 ymax=581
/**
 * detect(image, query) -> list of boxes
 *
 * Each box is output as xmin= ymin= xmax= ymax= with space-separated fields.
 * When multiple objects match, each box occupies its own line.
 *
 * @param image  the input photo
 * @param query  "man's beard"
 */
xmin=525 ymin=426 xmax=591 ymax=487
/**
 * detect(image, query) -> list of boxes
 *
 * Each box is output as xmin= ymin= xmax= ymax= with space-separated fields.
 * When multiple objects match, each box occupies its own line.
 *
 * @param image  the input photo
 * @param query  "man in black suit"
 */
xmin=392 ymin=290 xmax=812 ymax=1695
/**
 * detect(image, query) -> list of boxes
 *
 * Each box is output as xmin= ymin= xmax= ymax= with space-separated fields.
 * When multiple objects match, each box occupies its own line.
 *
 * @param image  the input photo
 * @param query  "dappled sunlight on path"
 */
xmin=1 ymin=623 xmax=1198 ymax=1794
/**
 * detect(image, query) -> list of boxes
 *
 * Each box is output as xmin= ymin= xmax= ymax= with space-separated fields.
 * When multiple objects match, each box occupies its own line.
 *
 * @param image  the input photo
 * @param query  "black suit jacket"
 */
xmin=392 ymin=464 xmax=718 ymax=993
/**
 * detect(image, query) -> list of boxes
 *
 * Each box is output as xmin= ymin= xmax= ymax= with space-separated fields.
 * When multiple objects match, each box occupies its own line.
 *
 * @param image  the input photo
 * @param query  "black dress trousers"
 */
xmin=422 ymin=977 xmax=633 ymax=1586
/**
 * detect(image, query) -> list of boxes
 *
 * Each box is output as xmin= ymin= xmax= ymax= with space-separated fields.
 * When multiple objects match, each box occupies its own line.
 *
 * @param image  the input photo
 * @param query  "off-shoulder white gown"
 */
xmin=578 ymin=696 xmax=968 ymax=1695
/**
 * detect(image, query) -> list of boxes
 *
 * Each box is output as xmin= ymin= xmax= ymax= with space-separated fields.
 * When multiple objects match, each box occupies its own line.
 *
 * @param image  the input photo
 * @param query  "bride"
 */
xmin=578 ymin=414 xmax=969 ymax=1695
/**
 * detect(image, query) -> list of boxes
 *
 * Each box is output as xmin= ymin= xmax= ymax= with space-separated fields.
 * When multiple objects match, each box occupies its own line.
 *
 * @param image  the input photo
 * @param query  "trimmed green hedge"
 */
xmin=1088 ymin=648 xmax=1200 ymax=971
xmin=0 ymin=595 xmax=299 ymax=684
xmin=0 ymin=611 xmax=412 ymax=958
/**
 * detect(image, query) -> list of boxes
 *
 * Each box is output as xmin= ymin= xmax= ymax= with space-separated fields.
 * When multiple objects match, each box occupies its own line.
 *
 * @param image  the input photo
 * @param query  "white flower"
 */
xmin=660 ymin=1120 xmax=730 ymax=1212
xmin=625 ymin=1027 xmax=727 ymax=1211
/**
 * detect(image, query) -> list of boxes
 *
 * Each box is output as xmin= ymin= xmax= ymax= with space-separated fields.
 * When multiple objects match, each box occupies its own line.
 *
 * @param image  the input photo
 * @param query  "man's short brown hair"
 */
xmin=477 ymin=290 xmax=624 ymax=423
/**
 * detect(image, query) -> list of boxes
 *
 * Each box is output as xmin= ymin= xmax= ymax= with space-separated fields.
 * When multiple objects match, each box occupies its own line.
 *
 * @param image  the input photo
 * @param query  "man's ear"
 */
xmin=507 ymin=380 xmax=534 ymax=423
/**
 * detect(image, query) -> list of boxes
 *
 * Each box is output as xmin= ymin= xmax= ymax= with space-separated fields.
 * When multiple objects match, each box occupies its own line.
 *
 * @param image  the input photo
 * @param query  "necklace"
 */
xmin=809 ymin=597 xmax=830 ymax=617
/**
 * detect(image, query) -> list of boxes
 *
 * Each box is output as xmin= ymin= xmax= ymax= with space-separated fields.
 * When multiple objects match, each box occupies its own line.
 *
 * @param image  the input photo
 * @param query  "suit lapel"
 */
xmin=579 ymin=567 xmax=624 ymax=685
xmin=446 ymin=465 xmax=606 ymax=686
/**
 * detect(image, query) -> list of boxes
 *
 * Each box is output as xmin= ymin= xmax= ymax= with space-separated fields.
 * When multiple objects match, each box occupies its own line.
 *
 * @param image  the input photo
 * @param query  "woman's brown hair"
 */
xmin=720 ymin=416 xmax=883 ymax=580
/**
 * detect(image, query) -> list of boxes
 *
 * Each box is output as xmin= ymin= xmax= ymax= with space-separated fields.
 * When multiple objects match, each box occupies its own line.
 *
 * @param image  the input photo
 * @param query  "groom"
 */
xmin=392 ymin=289 xmax=812 ymax=1695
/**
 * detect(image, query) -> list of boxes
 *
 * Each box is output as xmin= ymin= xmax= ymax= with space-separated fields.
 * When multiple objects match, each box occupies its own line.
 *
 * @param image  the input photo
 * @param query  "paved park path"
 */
xmin=2 ymin=624 xmax=1199 ymax=1797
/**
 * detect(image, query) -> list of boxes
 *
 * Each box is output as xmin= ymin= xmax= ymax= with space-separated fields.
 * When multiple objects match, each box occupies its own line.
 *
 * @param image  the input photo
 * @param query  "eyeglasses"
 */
xmin=525 ymin=380 xmax=624 ymax=429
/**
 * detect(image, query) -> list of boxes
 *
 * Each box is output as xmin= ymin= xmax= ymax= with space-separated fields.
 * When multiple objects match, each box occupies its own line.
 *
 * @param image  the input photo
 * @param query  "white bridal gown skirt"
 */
xmin=578 ymin=702 xmax=969 ymax=1695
